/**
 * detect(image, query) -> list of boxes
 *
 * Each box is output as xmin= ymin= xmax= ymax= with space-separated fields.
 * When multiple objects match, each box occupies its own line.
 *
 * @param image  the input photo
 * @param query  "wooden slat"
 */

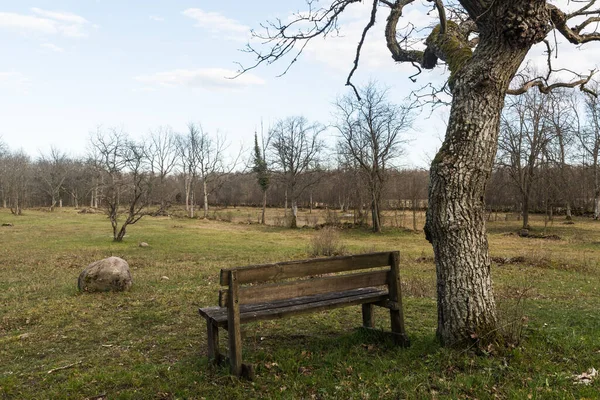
xmin=220 ymin=269 xmax=389 ymax=307
xmin=200 ymin=288 xmax=388 ymax=327
xmin=220 ymin=252 xmax=394 ymax=285
xmin=227 ymin=270 xmax=243 ymax=376
xmin=238 ymin=290 xmax=388 ymax=323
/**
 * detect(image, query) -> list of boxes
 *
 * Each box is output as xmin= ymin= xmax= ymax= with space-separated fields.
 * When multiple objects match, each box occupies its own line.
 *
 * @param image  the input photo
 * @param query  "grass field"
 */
xmin=1 ymin=207 xmax=599 ymax=399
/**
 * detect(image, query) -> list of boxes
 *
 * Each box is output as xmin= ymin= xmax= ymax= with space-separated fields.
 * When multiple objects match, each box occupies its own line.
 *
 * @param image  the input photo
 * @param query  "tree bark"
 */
xmin=203 ymin=178 xmax=209 ymax=218
xmin=522 ymin=193 xmax=530 ymax=229
xmin=412 ymin=199 xmax=418 ymax=232
xmin=291 ymin=200 xmax=298 ymax=228
xmin=425 ymin=20 xmax=533 ymax=345
xmin=261 ymin=190 xmax=267 ymax=224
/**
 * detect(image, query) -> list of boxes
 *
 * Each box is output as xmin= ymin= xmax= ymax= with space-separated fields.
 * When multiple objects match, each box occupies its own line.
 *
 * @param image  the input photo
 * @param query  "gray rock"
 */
xmin=139 ymin=242 xmax=149 ymax=247
xmin=78 ymin=257 xmax=132 ymax=293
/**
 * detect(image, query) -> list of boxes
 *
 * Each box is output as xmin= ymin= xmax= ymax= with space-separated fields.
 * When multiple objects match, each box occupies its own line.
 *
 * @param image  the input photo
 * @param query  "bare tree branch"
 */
xmin=346 ymin=0 xmax=379 ymax=100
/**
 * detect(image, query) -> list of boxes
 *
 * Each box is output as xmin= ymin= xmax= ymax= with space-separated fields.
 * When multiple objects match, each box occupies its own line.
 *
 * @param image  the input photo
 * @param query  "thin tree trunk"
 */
xmin=284 ymin=189 xmax=288 ymax=217
xmin=189 ymin=190 xmax=195 ymax=218
xmin=566 ymin=201 xmax=572 ymax=220
xmin=203 ymin=178 xmax=209 ymax=218
xmin=412 ymin=199 xmax=418 ymax=231
xmin=371 ymin=194 xmax=381 ymax=233
xmin=522 ymin=193 xmax=530 ymax=230
xmin=291 ymin=200 xmax=298 ymax=228
xmin=261 ymin=190 xmax=267 ymax=224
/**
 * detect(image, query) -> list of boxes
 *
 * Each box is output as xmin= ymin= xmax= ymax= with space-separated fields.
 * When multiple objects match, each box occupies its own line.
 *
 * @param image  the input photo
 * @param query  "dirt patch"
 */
xmin=505 ymin=230 xmax=562 ymax=240
xmin=491 ymin=256 xmax=527 ymax=265
xmin=78 ymin=208 xmax=102 ymax=214
xmin=415 ymin=255 xmax=435 ymax=264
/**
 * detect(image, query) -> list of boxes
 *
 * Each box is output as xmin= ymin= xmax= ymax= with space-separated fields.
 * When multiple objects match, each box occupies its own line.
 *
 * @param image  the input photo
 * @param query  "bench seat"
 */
xmin=199 ymin=287 xmax=389 ymax=328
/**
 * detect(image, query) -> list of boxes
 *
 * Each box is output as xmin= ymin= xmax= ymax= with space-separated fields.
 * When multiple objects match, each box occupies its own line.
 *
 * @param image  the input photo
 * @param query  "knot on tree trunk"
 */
xmin=502 ymin=3 xmax=550 ymax=47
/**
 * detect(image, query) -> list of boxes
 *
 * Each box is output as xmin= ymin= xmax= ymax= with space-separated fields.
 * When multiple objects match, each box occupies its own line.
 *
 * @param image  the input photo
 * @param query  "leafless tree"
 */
xmin=89 ymin=128 xmax=155 ymax=242
xmin=545 ymin=91 xmax=578 ymax=220
xmin=578 ymin=81 xmax=600 ymax=219
xmin=36 ymin=147 xmax=69 ymax=211
xmin=0 ymin=138 xmax=8 ymax=208
xmin=177 ymin=124 xmax=200 ymax=218
xmin=270 ymin=116 xmax=325 ymax=228
xmin=3 ymin=151 xmax=32 ymax=215
xmin=241 ymin=0 xmax=600 ymax=345
xmin=335 ymin=82 xmax=412 ymax=232
xmin=178 ymin=123 xmax=240 ymax=219
xmin=498 ymin=91 xmax=554 ymax=230
xmin=147 ymin=126 xmax=179 ymax=210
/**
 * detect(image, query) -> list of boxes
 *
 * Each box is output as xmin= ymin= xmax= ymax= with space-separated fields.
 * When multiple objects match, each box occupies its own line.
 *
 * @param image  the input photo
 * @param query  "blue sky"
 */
xmin=1 ymin=1 xmax=597 ymax=168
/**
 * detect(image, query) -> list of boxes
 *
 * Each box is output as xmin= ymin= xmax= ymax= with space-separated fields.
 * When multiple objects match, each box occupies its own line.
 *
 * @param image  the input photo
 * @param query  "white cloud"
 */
xmin=41 ymin=43 xmax=64 ymax=52
xmin=150 ymin=15 xmax=164 ymax=22
xmin=135 ymin=68 xmax=265 ymax=91
xmin=31 ymin=8 xmax=88 ymax=25
xmin=0 ymin=8 xmax=90 ymax=38
xmin=183 ymin=8 xmax=249 ymax=41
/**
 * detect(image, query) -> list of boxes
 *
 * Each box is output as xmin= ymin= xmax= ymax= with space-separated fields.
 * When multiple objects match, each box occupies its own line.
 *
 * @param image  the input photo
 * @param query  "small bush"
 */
xmin=495 ymin=285 xmax=533 ymax=347
xmin=308 ymin=226 xmax=346 ymax=257
xmin=324 ymin=209 xmax=340 ymax=226
xmin=273 ymin=214 xmax=293 ymax=228
xmin=304 ymin=214 xmax=319 ymax=227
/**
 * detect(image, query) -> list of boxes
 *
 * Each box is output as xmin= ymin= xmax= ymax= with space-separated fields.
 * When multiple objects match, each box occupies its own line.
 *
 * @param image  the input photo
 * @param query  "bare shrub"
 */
xmin=401 ymin=276 xmax=434 ymax=298
xmin=307 ymin=226 xmax=346 ymax=257
xmin=273 ymin=214 xmax=293 ymax=228
xmin=304 ymin=214 xmax=319 ymax=227
xmin=324 ymin=209 xmax=340 ymax=226
xmin=495 ymin=285 xmax=533 ymax=347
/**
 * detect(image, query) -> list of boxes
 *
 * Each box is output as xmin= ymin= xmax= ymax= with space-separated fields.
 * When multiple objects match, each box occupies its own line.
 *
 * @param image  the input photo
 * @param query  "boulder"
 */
xmin=139 ymin=242 xmax=149 ymax=247
xmin=78 ymin=257 xmax=132 ymax=293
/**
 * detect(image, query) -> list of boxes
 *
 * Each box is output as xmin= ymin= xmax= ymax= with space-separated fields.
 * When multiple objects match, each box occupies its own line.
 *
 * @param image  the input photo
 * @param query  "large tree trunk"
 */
xmin=425 ymin=23 xmax=533 ymax=345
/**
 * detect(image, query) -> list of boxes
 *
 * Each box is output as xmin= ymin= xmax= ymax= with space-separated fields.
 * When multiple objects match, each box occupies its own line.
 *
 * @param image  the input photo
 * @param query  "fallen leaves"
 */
xmin=572 ymin=368 xmax=598 ymax=385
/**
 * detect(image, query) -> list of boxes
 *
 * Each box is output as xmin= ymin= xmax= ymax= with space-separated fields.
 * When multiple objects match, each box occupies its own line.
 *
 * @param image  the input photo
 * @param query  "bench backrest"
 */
xmin=218 ymin=251 xmax=399 ymax=307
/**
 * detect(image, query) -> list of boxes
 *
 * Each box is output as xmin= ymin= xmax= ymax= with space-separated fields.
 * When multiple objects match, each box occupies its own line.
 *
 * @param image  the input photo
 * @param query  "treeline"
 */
xmin=1 ymin=82 xmax=600 ymax=238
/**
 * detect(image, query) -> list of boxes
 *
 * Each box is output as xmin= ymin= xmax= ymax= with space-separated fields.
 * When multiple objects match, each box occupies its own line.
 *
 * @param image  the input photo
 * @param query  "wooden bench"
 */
xmin=198 ymin=251 xmax=409 ymax=378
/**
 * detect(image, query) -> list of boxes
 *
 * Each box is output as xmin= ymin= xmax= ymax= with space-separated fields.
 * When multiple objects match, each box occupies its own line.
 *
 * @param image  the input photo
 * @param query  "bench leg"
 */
xmin=362 ymin=303 xmax=375 ymax=328
xmin=206 ymin=320 xmax=221 ymax=364
xmin=390 ymin=309 xmax=410 ymax=347
xmin=227 ymin=270 xmax=243 ymax=377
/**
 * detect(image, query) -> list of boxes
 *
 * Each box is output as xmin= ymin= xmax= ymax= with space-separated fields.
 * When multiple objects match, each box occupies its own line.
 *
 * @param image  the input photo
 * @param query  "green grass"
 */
xmin=1 ymin=207 xmax=599 ymax=399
